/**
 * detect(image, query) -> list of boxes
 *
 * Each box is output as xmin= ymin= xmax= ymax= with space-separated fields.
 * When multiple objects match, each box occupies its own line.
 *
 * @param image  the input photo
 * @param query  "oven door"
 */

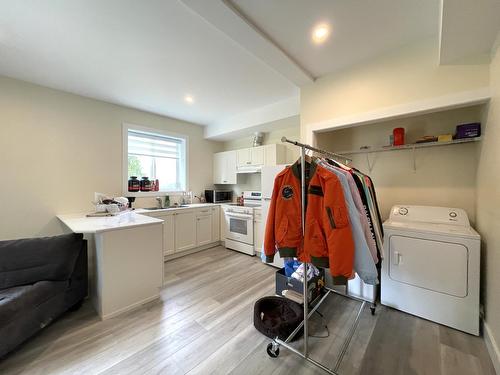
xmin=225 ymin=211 xmax=254 ymax=245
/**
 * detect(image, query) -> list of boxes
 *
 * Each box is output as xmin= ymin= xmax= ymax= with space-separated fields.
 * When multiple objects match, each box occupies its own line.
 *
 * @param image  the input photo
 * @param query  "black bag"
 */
xmin=253 ymin=296 xmax=304 ymax=342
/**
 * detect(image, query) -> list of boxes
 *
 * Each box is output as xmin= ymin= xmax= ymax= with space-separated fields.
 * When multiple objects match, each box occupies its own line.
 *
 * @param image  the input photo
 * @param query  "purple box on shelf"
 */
xmin=456 ymin=123 xmax=481 ymax=139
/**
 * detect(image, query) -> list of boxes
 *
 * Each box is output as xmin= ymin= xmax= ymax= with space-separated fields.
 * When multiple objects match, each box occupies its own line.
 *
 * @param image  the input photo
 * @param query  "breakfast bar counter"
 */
xmin=58 ymin=212 xmax=164 ymax=320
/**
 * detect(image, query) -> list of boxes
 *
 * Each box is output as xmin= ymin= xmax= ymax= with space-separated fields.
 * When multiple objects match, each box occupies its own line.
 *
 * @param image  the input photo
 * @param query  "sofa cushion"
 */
xmin=0 ymin=233 xmax=83 ymax=289
xmin=0 ymin=280 xmax=68 ymax=327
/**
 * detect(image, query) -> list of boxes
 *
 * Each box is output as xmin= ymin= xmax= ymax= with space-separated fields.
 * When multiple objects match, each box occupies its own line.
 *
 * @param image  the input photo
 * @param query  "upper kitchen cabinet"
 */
xmin=213 ymin=150 xmax=237 ymax=184
xmin=214 ymin=144 xmax=286 ymax=182
xmin=263 ymin=144 xmax=286 ymax=166
xmin=237 ymin=147 xmax=264 ymax=167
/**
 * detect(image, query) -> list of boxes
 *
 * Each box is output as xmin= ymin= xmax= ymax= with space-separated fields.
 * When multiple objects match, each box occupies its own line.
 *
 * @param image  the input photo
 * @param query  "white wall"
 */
xmin=301 ymin=39 xmax=490 ymax=142
xmin=0 ymin=76 xmax=222 ymax=240
xmin=476 ymin=38 xmax=500 ymax=369
xmin=316 ymin=106 xmax=482 ymax=222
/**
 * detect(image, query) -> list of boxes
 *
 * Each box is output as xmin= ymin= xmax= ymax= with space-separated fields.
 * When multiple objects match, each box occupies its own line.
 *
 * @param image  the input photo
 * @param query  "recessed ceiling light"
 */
xmin=184 ymin=95 xmax=194 ymax=104
xmin=312 ymin=23 xmax=330 ymax=44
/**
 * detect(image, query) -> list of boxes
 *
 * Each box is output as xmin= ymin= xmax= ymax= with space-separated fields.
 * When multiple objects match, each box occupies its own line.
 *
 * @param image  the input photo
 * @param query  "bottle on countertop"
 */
xmin=128 ymin=176 xmax=140 ymax=192
xmin=140 ymin=177 xmax=152 ymax=191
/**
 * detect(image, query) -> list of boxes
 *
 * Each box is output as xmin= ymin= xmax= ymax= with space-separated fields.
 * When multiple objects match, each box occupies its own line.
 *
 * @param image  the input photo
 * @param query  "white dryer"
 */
xmin=381 ymin=205 xmax=480 ymax=335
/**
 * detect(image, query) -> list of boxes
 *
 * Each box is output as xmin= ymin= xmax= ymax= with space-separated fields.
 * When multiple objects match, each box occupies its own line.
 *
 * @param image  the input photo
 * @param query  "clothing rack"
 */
xmin=265 ymin=137 xmax=376 ymax=375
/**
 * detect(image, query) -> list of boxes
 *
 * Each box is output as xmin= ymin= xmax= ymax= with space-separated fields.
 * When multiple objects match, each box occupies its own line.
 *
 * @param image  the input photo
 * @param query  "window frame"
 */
xmin=122 ymin=123 xmax=189 ymax=196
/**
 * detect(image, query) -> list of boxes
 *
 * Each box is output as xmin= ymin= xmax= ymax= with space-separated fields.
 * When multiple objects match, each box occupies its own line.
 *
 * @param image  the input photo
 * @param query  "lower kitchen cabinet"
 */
xmin=141 ymin=205 xmax=222 ymax=259
xmin=220 ymin=205 xmax=229 ymax=243
xmin=174 ymin=211 xmax=197 ymax=252
xmin=253 ymin=209 xmax=263 ymax=253
xmin=211 ymin=206 xmax=220 ymax=242
xmin=162 ymin=213 xmax=175 ymax=256
xmin=196 ymin=213 xmax=212 ymax=246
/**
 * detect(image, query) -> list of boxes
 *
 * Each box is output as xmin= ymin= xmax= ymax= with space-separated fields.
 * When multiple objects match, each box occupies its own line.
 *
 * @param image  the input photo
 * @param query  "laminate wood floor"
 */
xmin=0 ymin=246 xmax=495 ymax=375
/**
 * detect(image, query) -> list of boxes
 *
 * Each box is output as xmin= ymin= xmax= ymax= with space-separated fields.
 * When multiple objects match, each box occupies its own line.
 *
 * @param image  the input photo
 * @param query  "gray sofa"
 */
xmin=0 ymin=233 xmax=88 ymax=358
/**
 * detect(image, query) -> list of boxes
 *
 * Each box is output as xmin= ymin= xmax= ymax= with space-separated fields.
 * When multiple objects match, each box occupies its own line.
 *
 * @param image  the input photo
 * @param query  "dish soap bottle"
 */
xmin=164 ymin=195 xmax=170 ymax=208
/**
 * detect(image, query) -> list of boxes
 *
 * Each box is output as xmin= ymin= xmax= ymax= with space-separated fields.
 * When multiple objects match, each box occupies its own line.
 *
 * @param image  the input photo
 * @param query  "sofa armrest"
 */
xmin=69 ymin=240 xmax=88 ymax=297
xmin=0 ymin=233 xmax=84 ymax=290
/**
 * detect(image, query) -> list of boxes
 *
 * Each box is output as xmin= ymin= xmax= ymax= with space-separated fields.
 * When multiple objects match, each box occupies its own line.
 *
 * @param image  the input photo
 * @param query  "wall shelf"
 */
xmin=337 ymin=136 xmax=482 ymax=155
xmin=338 ymin=136 xmax=482 ymax=172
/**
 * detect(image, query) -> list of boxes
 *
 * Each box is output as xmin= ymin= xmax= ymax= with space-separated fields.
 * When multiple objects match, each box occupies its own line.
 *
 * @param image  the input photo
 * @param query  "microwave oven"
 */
xmin=205 ymin=190 xmax=233 ymax=203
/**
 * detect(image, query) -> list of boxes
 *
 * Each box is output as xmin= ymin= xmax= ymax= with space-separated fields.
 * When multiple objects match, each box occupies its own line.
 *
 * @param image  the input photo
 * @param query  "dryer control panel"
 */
xmin=389 ymin=205 xmax=470 ymax=227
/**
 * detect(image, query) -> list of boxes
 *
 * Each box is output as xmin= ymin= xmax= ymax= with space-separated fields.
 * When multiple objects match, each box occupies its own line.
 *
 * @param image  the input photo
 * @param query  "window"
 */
xmin=124 ymin=125 xmax=187 ymax=193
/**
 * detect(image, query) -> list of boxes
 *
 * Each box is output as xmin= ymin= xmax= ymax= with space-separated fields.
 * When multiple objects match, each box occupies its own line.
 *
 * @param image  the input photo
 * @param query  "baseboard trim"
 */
xmin=163 ymin=242 xmax=221 ymax=261
xmin=101 ymin=294 xmax=160 ymax=320
xmin=484 ymin=321 xmax=500 ymax=374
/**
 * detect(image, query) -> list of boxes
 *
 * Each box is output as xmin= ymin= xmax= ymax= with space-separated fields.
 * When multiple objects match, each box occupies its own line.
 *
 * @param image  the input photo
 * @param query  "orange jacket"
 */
xmin=264 ymin=161 xmax=355 ymax=280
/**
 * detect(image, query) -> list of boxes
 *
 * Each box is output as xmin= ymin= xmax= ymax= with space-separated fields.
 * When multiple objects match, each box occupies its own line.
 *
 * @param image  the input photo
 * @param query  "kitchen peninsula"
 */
xmin=58 ymin=212 xmax=164 ymax=320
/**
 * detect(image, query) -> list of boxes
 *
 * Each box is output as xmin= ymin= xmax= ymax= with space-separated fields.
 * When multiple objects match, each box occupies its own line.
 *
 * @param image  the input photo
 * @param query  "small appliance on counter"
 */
xmin=205 ymin=189 xmax=233 ymax=203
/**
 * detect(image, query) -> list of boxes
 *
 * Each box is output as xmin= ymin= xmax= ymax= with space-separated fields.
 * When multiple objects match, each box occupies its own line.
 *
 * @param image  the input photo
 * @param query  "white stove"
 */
xmin=242 ymin=190 xmax=262 ymax=207
xmin=224 ymin=191 xmax=261 ymax=256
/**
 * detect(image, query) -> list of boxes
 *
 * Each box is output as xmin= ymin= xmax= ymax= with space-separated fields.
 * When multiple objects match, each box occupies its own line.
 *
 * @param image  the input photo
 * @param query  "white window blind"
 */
xmin=127 ymin=129 xmax=186 ymax=192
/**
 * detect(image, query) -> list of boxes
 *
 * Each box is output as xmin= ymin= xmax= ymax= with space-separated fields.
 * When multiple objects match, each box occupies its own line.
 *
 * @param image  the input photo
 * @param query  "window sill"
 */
xmin=123 ymin=191 xmax=185 ymax=198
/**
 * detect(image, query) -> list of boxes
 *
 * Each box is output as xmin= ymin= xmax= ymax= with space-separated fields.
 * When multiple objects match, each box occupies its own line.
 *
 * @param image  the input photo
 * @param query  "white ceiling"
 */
xmin=230 ymin=0 xmax=440 ymax=78
xmin=0 ymin=0 xmax=298 ymax=127
xmin=0 ymin=0 xmax=496 ymax=140
xmin=439 ymin=0 xmax=500 ymax=64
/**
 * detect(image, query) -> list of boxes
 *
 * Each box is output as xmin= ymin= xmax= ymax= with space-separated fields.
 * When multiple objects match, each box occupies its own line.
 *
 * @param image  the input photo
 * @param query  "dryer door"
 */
xmin=389 ymin=235 xmax=468 ymax=297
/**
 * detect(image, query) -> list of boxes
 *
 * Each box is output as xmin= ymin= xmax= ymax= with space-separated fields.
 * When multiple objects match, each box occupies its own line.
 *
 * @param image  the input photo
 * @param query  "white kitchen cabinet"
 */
xmin=175 ymin=211 xmax=197 ymax=252
xmin=213 ymin=150 xmax=237 ymax=184
xmin=237 ymin=148 xmax=252 ymax=166
xmin=237 ymin=146 xmax=265 ymax=167
xmin=138 ymin=211 xmax=174 ymax=256
xmin=139 ymin=205 xmax=222 ymax=259
xmin=162 ymin=213 xmax=175 ymax=256
xmin=211 ymin=206 xmax=220 ymax=242
xmin=251 ymin=147 xmax=264 ymax=165
xmin=196 ymin=211 xmax=212 ymax=247
xmin=220 ymin=205 xmax=228 ymax=243
xmin=254 ymin=208 xmax=264 ymax=253
xmin=264 ymin=144 xmax=287 ymax=166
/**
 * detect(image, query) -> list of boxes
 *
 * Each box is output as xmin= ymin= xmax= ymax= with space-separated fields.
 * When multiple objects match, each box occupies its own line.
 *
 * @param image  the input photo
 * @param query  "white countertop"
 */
xmin=57 ymin=211 xmax=163 ymax=234
xmin=58 ymin=203 xmax=220 ymax=234
xmin=134 ymin=203 xmax=219 ymax=214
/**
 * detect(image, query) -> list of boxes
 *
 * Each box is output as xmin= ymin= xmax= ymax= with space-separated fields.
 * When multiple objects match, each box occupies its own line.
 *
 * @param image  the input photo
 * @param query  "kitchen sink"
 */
xmin=143 ymin=205 xmax=189 ymax=210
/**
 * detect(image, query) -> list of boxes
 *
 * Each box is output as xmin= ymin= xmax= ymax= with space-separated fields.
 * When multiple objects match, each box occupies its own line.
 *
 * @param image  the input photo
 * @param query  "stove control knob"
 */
xmin=398 ymin=207 xmax=408 ymax=216
xmin=449 ymin=211 xmax=457 ymax=218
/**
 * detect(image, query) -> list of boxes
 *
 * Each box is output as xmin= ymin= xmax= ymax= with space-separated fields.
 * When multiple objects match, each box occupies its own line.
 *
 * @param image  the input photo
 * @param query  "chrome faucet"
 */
xmin=156 ymin=197 xmax=163 ymax=209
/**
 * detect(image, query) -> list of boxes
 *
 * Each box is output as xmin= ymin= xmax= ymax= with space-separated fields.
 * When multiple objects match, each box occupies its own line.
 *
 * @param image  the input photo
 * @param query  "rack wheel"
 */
xmin=370 ymin=305 xmax=376 ymax=315
xmin=267 ymin=343 xmax=280 ymax=358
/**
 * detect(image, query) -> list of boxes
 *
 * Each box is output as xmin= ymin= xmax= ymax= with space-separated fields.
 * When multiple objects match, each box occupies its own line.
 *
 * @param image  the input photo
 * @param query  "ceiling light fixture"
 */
xmin=184 ymin=95 xmax=194 ymax=104
xmin=312 ymin=23 xmax=330 ymax=44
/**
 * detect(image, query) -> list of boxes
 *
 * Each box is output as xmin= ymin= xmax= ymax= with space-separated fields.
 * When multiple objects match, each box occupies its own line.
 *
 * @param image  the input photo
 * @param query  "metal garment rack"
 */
xmin=265 ymin=137 xmax=376 ymax=375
